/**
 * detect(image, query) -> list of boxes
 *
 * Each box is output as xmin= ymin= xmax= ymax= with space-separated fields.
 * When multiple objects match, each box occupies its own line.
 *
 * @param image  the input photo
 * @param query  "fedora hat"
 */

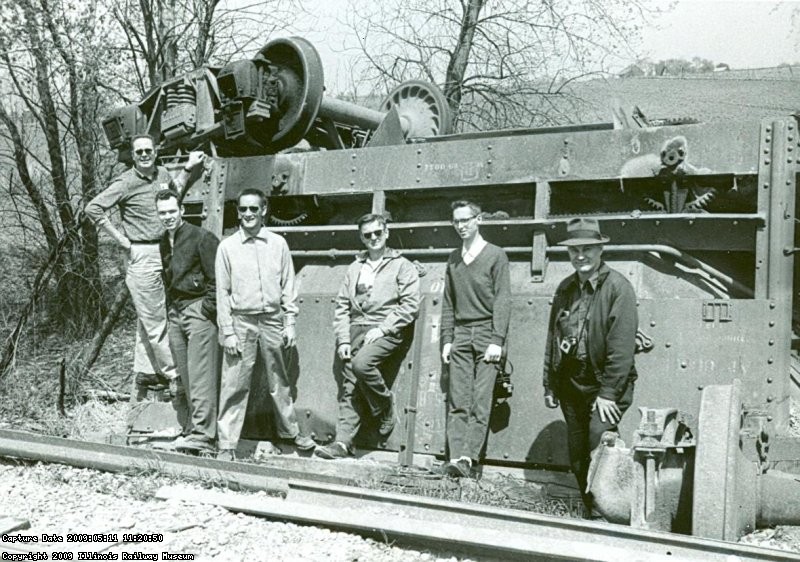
xmin=561 ymin=217 xmax=610 ymax=246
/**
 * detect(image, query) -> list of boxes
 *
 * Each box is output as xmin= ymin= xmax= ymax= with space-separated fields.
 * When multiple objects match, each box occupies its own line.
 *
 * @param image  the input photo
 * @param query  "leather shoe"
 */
xmin=314 ymin=441 xmax=352 ymax=459
xmin=378 ymin=400 xmax=395 ymax=437
xmin=293 ymin=434 xmax=316 ymax=451
xmin=444 ymin=458 xmax=471 ymax=478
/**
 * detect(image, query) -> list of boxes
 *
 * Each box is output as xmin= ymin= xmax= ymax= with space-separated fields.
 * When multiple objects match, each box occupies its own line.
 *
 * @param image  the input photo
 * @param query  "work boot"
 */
xmin=314 ymin=441 xmax=353 ymax=460
xmin=378 ymin=398 xmax=395 ymax=437
xmin=135 ymin=372 xmax=169 ymax=391
xmin=176 ymin=437 xmax=214 ymax=455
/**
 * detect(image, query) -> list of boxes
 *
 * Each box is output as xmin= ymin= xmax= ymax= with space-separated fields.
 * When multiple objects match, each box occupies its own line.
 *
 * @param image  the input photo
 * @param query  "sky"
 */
xmin=640 ymin=0 xmax=798 ymax=69
xmin=284 ymin=0 xmax=799 ymax=92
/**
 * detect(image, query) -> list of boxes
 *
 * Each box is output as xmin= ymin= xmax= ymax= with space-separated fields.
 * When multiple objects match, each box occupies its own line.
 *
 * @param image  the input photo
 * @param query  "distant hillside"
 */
xmin=567 ymin=72 xmax=800 ymax=125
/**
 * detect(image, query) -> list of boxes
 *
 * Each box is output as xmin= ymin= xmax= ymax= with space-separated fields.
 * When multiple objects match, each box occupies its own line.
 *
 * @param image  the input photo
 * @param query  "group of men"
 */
xmin=86 ymin=134 xmax=639 ymax=513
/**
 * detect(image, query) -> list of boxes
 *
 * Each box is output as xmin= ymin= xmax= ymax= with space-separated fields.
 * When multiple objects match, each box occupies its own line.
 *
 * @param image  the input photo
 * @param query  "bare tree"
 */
xmin=347 ymin=0 xmax=654 ymax=130
xmin=111 ymin=0 xmax=300 ymax=93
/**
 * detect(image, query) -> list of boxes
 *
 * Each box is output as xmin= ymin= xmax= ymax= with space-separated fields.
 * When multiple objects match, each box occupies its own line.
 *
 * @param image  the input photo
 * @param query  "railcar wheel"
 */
xmin=257 ymin=37 xmax=325 ymax=152
xmin=380 ymin=80 xmax=453 ymax=138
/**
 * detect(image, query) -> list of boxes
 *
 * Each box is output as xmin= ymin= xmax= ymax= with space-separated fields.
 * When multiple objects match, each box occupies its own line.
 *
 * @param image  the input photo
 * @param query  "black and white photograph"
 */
xmin=0 ymin=0 xmax=799 ymax=559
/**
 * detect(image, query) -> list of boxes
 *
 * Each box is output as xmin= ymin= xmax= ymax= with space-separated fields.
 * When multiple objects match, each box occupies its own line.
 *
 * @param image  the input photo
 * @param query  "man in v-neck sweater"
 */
xmin=440 ymin=200 xmax=511 ymax=478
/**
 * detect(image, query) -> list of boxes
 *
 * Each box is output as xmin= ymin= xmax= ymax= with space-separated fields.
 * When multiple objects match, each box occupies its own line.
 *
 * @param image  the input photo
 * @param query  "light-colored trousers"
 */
xmin=125 ymin=243 xmax=176 ymax=379
xmin=217 ymin=313 xmax=300 ymax=450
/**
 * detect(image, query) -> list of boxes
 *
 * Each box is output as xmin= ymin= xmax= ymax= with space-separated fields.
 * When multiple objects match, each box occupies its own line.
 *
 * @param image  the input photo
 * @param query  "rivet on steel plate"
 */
xmin=655 ymin=220 xmax=660 ymax=226
xmin=769 ymin=320 xmax=775 ymax=327
xmin=770 ymin=301 xmax=776 ymax=309
xmin=764 ymin=148 xmax=770 ymax=154
xmin=733 ymin=220 xmax=738 ymax=225
xmin=769 ymin=338 xmax=775 ymax=345
xmin=621 ymin=221 xmax=626 ymax=227
xmin=429 ymin=372 xmax=435 ymax=378
xmin=665 ymin=342 xmax=671 ymax=348
xmin=650 ymin=320 xmax=656 ymax=327
xmin=487 ymin=173 xmax=492 ymax=179
xmin=763 ymin=183 xmax=770 ymax=189
xmin=299 ymin=298 xmax=304 ymax=303
xmin=315 ymin=298 xmax=320 ymax=303
xmin=351 ymin=167 xmax=356 ymax=172
xmin=331 ymin=298 xmax=335 ymax=303
xmin=765 ymin=159 xmax=771 ymax=165
xmin=503 ymin=453 xmax=509 ymax=459
xmin=768 ymin=357 xmax=774 ymax=364
xmin=697 ymin=385 xmax=703 ymax=391
xmin=417 ymin=148 xmax=422 ymax=155
xmin=416 ymin=177 xmax=420 ymax=182
xmin=351 ymin=153 xmax=356 ymax=159
xmin=487 ymin=145 xmax=492 ymax=150
xmin=767 ymin=378 xmax=773 ymax=383
xmin=432 ymin=298 xmax=439 ymax=305
xmin=681 ymin=361 xmax=687 ymax=368
xmin=528 ymin=299 xmax=533 ymax=305
xmin=350 ymin=180 xmax=355 ymax=186
xmin=688 ymin=220 xmax=694 ymax=226
xmin=767 ymin=416 xmax=774 ymax=422
xmin=766 ymin=126 xmax=772 ymax=132
xmin=767 ymin=396 xmax=774 ymax=403
xmin=424 ymin=444 xmax=430 ymax=450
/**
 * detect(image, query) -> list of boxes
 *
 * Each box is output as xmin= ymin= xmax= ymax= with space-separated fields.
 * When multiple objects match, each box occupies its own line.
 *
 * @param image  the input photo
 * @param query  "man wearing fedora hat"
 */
xmin=543 ymin=217 xmax=638 ymax=516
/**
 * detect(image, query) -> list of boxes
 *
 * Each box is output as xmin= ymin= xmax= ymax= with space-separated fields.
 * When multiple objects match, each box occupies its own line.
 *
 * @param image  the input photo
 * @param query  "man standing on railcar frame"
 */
xmin=441 ymin=200 xmax=511 ymax=478
xmin=543 ymin=217 xmax=638 ymax=516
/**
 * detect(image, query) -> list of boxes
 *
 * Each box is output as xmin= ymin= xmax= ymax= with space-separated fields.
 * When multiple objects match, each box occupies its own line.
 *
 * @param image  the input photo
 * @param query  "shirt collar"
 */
xmin=239 ymin=226 xmax=269 ymax=242
xmin=133 ymin=166 xmax=158 ymax=182
xmin=356 ymin=247 xmax=399 ymax=262
xmin=461 ymin=234 xmax=486 ymax=257
xmin=569 ymin=262 xmax=609 ymax=291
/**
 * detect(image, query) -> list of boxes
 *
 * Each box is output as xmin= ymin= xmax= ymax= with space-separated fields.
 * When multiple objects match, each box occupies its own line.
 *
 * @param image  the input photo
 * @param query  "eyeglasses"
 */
xmin=134 ymin=148 xmax=154 ymax=155
xmin=451 ymin=216 xmax=477 ymax=227
xmin=237 ymin=205 xmax=261 ymax=213
xmin=361 ymin=229 xmax=385 ymax=240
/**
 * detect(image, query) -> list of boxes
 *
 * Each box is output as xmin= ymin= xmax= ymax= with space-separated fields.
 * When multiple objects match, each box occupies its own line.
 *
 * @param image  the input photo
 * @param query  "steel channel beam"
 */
xmin=0 ymin=429 xmax=355 ymax=493
xmin=156 ymin=482 xmax=798 ymax=562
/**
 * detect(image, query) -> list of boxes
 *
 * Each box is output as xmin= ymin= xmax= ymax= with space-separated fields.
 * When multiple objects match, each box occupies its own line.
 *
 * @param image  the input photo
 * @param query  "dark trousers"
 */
xmin=335 ymin=324 xmax=403 ymax=446
xmin=447 ymin=321 xmax=496 ymax=462
xmin=167 ymin=300 xmax=219 ymax=443
xmin=559 ymin=377 xmax=634 ymax=502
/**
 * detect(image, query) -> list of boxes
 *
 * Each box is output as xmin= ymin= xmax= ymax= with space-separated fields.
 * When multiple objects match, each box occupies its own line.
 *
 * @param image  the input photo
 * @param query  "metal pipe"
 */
xmin=757 ymin=471 xmax=800 ymax=526
xmin=290 ymin=244 xmax=753 ymax=297
xmin=318 ymin=97 xmax=390 ymax=131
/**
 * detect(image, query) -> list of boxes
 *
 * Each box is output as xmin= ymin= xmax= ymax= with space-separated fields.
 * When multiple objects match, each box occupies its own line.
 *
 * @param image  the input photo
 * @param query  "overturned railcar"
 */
xmin=105 ymin=37 xmax=800 ymax=540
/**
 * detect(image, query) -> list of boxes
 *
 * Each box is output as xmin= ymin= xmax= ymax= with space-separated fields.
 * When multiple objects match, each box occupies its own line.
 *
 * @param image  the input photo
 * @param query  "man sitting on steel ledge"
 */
xmin=543 ymin=217 xmax=638 ymax=517
xmin=315 ymin=213 xmax=420 ymax=460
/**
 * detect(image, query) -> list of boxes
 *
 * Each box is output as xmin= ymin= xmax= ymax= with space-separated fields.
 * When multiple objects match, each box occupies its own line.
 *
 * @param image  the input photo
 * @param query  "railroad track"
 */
xmin=0 ymin=429 xmax=796 ymax=561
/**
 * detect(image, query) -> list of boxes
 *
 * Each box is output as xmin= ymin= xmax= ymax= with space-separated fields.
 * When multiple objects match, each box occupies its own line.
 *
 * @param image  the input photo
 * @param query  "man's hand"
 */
xmin=593 ymin=396 xmax=622 ymax=424
xmin=185 ymin=151 xmax=205 ymax=169
xmin=283 ymin=324 xmax=296 ymax=348
xmin=441 ymin=343 xmax=452 ymax=364
xmin=544 ymin=390 xmax=559 ymax=409
xmin=483 ymin=343 xmax=502 ymax=363
xmin=337 ymin=343 xmax=352 ymax=361
xmin=223 ymin=334 xmax=241 ymax=356
xmin=364 ymin=327 xmax=384 ymax=345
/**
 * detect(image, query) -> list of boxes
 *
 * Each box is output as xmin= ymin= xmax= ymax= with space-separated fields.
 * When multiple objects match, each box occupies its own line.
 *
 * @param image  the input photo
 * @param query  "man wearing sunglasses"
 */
xmin=440 ymin=200 xmax=510 ymax=478
xmin=215 ymin=188 xmax=315 ymax=460
xmin=315 ymin=214 xmax=420 ymax=460
xmin=85 ymin=134 xmax=205 ymax=397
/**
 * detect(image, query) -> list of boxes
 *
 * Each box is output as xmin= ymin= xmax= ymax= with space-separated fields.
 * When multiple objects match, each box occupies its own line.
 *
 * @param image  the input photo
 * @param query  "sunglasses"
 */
xmin=134 ymin=148 xmax=154 ymax=155
xmin=238 ymin=205 xmax=261 ymax=213
xmin=361 ymin=229 xmax=384 ymax=240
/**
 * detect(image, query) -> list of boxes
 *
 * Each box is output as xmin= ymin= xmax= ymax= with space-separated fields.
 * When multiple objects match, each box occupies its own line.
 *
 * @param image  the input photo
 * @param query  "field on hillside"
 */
xmin=569 ymin=75 xmax=800 ymax=124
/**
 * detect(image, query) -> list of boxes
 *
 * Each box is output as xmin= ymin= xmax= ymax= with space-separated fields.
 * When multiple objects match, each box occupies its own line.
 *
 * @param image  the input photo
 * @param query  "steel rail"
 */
xmin=157 ymin=482 xmax=798 ymax=562
xmin=2 ymin=429 xmax=795 ymax=561
xmin=0 ymin=429 xmax=356 ymax=495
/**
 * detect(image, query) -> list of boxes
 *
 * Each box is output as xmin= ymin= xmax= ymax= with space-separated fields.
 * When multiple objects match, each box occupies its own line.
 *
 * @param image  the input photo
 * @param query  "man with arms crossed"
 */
xmin=441 ymin=200 xmax=511 ymax=478
xmin=316 ymin=214 xmax=420 ymax=459
xmin=215 ymin=188 xmax=315 ymax=460
xmin=85 ymin=134 xmax=204 ymax=394
xmin=156 ymin=189 xmax=220 ymax=454
xmin=543 ymin=217 xmax=638 ymax=516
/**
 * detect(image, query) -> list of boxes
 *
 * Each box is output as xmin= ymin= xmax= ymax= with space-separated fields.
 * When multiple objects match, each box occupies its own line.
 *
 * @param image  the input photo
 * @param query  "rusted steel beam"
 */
xmin=156 ymin=483 xmax=798 ymax=562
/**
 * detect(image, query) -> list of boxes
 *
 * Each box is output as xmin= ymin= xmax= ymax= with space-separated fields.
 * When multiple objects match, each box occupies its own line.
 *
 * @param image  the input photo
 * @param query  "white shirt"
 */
xmin=461 ymin=235 xmax=487 ymax=265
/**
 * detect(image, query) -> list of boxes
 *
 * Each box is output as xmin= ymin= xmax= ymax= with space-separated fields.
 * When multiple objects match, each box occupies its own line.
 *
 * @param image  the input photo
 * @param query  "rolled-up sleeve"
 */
xmin=85 ymin=180 xmax=126 ymax=224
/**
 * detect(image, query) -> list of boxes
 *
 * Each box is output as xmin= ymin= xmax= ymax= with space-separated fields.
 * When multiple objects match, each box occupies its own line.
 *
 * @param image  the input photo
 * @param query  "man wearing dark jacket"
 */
xmin=156 ymin=189 xmax=220 ymax=454
xmin=543 ymin=217 xmax=638 ymax=514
